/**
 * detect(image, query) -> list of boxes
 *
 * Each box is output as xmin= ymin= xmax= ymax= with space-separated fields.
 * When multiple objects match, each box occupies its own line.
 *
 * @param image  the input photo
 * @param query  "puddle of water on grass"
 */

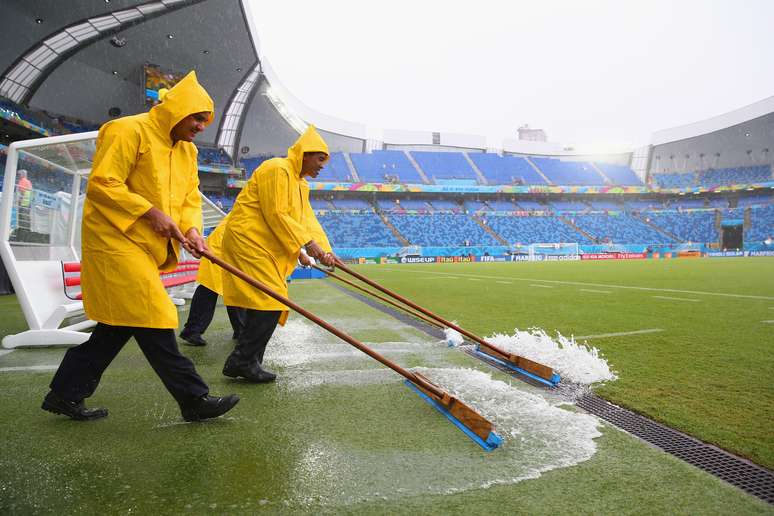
xmin=266 ymin=320 xmax=605 ymax=507
xmin=281 ymin=366 xmax=601 ymax=507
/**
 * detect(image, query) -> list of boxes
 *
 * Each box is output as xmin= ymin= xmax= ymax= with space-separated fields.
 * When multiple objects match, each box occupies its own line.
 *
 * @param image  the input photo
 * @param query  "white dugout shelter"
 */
xmin=0 ymin=132 xmax=224 ymax=349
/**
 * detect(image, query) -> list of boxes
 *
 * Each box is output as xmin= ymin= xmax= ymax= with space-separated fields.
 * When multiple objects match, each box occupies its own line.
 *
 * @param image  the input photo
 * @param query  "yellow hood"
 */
xmin=149 ymin=71 xmax=214 ymax=137
xmin=286 ymin=125 xmax=329 ymax=177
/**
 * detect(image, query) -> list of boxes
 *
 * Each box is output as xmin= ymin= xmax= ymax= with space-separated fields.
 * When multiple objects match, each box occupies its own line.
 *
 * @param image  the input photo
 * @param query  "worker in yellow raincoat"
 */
xmin=178 ymin=214 xmax=245 ymax=346
xmin=220 ymin=126 xmax=335 ymax=382
xmin=43 ymin=72 xmax=238 ymax=422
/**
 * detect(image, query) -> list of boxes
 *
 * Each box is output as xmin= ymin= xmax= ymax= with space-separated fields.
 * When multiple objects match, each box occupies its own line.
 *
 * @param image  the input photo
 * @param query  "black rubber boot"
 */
xmin=222 ymin=355 xmax=276 ymax=383
xmin=180 ymin=394 xmax=240 ymax=422
xmin=179 ymin=330 xmax=207 ymax=347
xmin=41 ymin=391 xmax=108 ymax=421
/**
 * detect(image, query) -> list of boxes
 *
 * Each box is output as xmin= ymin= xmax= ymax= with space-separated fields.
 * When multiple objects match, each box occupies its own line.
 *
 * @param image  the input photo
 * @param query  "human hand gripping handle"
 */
xmin=304 ymin=240 xmax=336 ymax=267
xmin=142 ymin=206 xmax=209 ymax=258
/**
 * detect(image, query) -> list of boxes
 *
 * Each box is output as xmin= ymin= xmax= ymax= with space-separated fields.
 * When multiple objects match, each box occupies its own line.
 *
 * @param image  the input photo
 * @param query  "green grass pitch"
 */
xmin=0 ymin=257 xmax=771 ymax=514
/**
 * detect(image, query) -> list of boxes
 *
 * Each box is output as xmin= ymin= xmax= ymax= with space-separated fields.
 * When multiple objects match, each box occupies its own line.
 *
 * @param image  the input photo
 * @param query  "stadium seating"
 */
xmin=572 ymin=213 xmax=674 ymax=244
xmin=349 ymin=151 xmax=424 ymax=183
xmin=487 ymin=200 xmax=519 ymax=211
xmin=198 ymin=146 xmax=232 ymax=166
xmin=531 ymin=158 xmax=606 ymax=185
xmin=548 ymin=200 xmax=590 ymax=212
xmin=319 ymin=152 xmax=353 ymax=182
xmin=331 ymin=198 xmax=372 ymax=210
xmin=485 ymin=215 xmax=592 ymax=244
xmin=646 ymin=211 xmax=718 ymax=243
xmin=653 ymin=173 xmax=695 ymax=188
xmin=468 ymin=153 xmax=548 ymax=185
xmin=737 ymin=193 xmax=773 ymax=207
xmin=514 ymin=199 xmax=548 ymax=211
xmin=586 ymin=199 xmax=624 ymax=211
xmin=427 ymin=199 xmax=462 ymax=211
xmin=746 ymin=205 xmax=774 ymax=243
xmin=240 ymin=155 xmax=274 ymax=177
xmin=388 ymin=213 xmax=497 ymax=246
xmin=698 ymin=166 xmax=772 ymax=187
xmin=410 ymin=152 xmax=478 ymax=182
xmin=595 ymin=163 xmax=643 ymax=185
xmin=316 ymin=212 xmax=401 ymax=247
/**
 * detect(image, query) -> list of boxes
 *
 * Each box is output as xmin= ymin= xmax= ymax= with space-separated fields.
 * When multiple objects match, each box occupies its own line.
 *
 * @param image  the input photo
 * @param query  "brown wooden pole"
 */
xmin=312 ymin=265 xmax=444 ymax=329
xmin=199 ymin=250 xmax=446 ymax=398
xmin=332 ymin=258 xmax=556 ymax=382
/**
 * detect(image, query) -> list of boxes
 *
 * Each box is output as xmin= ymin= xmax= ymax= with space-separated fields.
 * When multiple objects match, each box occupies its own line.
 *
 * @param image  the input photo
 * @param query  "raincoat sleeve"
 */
xmin=179 ymin=148 xmax=203 ymax=234
xmin=257 ymin=166 xmax=312 ymax=255
xmin=304 ymin=210 xmax=332 ymax=252
xmin=86 ymin=121 xmax=153 ymax=232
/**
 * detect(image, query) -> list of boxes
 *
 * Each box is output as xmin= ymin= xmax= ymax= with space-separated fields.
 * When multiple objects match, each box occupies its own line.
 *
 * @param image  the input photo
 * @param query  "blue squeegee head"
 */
xmin=404 ymin=380 xmax=503 ymax=452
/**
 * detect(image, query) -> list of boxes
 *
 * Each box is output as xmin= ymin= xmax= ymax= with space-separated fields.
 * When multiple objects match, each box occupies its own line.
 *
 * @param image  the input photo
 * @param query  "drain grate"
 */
xmin=331 ymin=280 xmax=774 ymax=504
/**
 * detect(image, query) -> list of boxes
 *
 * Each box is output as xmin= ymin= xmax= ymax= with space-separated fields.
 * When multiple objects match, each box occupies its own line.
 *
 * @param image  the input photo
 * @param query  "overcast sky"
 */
xmin=249 ymin=0 xmax=774 ymax=148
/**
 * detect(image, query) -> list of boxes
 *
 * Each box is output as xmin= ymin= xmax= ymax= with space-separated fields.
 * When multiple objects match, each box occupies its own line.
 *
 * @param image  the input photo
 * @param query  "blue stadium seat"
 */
xmin=410 ymin=152 xmax=478 ymax=183
xmin=596 ymin=163 xmax=643 ymax=185
xmin=486 ymin=215 xmax=592 ymax=244
xmin=317 ymin=212 xmax=400 ymax=247
xmin=532 ymin=158 xmax=606 ymax=185
xmin=389 ymin=213 xmax=498 ymax=246
xmin=468 ymin=154 xmax=547 ymax=185
xmin=349 ymin=151 xmax=424 ymax=183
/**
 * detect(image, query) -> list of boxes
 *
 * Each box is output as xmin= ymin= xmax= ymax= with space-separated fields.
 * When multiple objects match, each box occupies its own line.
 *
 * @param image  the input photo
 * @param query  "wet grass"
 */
xmin=0 ymin=268 xmax=771 ymax=513
xmin=355 ymin=258 xmax=774 ymax=469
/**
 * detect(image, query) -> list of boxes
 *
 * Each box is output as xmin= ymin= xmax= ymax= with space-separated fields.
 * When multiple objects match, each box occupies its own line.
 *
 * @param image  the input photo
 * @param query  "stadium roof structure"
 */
xmin=1 ymin=0 xmax=772 ymax=169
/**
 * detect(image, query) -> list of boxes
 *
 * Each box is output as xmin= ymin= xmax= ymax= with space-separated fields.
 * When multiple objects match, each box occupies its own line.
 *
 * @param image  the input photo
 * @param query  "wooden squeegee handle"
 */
xmin=312 ymin=265 xmax=444 ymax=330
xmin=333 ymin=258 xmax=497 ymax=352
xmin=199 ymin=250 xmax=445 ymax=399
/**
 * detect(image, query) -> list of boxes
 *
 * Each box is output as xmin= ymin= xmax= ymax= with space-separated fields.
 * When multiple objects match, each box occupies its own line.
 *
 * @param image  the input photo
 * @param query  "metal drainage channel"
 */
xmin=329 ymin=281 xmax=774 ymax=504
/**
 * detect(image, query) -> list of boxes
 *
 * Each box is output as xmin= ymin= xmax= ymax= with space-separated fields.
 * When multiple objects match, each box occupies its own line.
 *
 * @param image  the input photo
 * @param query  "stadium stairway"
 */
xmin=463 ymin=152 xmax=488 ymax=185
xmin=377 ymin=211 xmax=411 ymax=245
xmin=590 ymin=163 xmax=612 ymax=185
xmin=471 ymin=214 xmax=508 ymax=244
xmin=630 ymin=212 xmax=685 ymax=243
xmin=342 ymin=153 xmax=360 ymax=182
xmin=557 ymin=214 xmax=598 ymax=243
xmin=525 ymin=156 xmax=553 ymax=184
xmin=404 ymin=151 xmax=431 ymax=184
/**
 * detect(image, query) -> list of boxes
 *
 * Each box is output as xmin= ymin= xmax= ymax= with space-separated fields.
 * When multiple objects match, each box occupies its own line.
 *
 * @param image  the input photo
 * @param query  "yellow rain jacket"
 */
xmin=196 ymin=214 xmax=230 ymax=295
xmin=222 ymin=126 xmax=331 ymax=324
xmin=81 ymin=71 xmax=214 ymax=329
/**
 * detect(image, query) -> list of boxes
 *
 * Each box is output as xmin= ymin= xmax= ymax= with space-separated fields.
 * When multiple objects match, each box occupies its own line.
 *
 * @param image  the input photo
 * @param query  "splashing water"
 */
xmin=443 ymin=327 xmax=464 ymax=347
xmin=280 ymin=366 xmax=602 ymax=506
xmin=485 ymin=329 xmax=617 ymax=385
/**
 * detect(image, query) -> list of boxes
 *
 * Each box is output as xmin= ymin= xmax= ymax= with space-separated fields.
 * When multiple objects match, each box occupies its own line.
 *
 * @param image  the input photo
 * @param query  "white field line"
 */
xmin=0 ymin=365 xmax=58 ymax=372
xmin=496 ymin=281 xmax=513 ymax=284
xmin=580 ymin=289 xmax=612 ymax=294
xmin=379 ymin=267 xmax=774 ymax=301
xmin=762 ymin=320 xmax=774 ymax=324
xmin=530 ymin=284 xmax=554 ymax=288
xmin=653 ymin=296 xmax=700 ymax=302
xmin=575 ymin=328 xmax=665 ymax=339
xmin=467 ymin=278 xmax=482 ymax=281
xmin=0 ymin=350 xmax=15 ymax=358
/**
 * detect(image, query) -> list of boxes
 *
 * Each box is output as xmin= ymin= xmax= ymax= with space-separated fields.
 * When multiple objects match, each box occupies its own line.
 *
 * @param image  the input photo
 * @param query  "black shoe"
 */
xmin=41 ymin=391 xmax=108 ymax=421
xmin=223 ymin=357 xmax=277 ymax=383
xmin=180 ymin=394 xmax=240 ymax=422
xmin=180 ymin=331 xmax=207 ymax=347
xmin=231 ymin=331 xmax=240 ymax=340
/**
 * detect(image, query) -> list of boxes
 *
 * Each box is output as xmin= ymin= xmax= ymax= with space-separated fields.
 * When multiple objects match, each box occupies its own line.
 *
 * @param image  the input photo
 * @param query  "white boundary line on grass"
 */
xmin=530 ymin=284 xmax=554 ymax=288
xmin=653 ymin=296 xmax=700 ymax=302
xmin=575 ymin=328 xmax=664 ymax=339
xmin=580 ymin=289 xmax=612 ymax=294
xmin=379 ymin=268 xmax=774 ymax=300
xmin=762 ymin=320 xmax=774 ymax=324
xmin=0 ymin=365 xmax=58 ymax=372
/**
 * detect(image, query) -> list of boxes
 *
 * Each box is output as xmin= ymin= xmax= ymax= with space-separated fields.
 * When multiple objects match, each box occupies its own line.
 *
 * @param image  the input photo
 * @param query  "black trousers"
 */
xmin=228 ymin=309 xmax=282 ymax=365
xmin=182 ymin=285 xmax=245 ymax=337
xmin=50 ymin=323 xmax=209 ymax=405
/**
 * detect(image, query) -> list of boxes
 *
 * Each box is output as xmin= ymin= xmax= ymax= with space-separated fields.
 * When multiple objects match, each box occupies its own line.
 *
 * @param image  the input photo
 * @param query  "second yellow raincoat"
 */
xmin=221 ymin=126 xmax=331 ymax=324
xmin=196 ymin=214 xmax=229 ymax=295
xmin=81 ymin=71 xmax=214 ymax=329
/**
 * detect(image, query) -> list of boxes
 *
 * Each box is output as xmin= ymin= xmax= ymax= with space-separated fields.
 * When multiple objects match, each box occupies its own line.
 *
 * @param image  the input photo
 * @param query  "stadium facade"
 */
xmin=0 ymin=0 xmax=772 ymax=263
